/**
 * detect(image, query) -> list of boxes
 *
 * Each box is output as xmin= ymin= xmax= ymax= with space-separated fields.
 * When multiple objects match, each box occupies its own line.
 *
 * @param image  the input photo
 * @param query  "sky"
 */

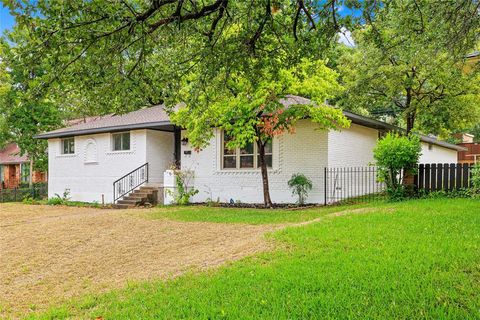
xmin=0 ymin=5 xmax=15 ymax=34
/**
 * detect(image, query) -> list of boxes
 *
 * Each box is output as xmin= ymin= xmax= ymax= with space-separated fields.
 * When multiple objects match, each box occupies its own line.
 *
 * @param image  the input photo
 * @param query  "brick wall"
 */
xmin=0 ymin=164 xmax=47 ymax=189
xmin=181 ymin=119 xmax=329 ymax=204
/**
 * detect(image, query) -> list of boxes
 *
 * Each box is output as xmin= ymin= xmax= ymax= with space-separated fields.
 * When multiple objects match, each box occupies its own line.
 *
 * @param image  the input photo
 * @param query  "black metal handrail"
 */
xmin=113 ymin=163 xmax=149 ymax=203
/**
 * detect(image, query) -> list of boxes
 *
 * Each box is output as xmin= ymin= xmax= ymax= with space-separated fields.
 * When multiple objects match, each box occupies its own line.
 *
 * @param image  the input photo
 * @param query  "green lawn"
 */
xmin=143 ymin=203 xmax=372 ymax=224
xmin=30 ymin=198 xmax=479 ymax=319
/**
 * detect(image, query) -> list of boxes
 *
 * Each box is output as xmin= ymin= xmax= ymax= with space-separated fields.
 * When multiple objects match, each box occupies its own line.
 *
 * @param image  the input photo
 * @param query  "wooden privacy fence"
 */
xmin=414 ymin=163 xmax=472 ymax=191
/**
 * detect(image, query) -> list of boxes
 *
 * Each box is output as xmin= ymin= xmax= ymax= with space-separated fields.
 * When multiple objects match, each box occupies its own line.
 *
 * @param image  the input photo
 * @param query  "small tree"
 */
xmin=171 ymin=59 xmax=350 ymax=207
xmin=288 ymin=173 xmax=313 ymax=205
xmin=373 ymin=133 xmax=422 ymax=198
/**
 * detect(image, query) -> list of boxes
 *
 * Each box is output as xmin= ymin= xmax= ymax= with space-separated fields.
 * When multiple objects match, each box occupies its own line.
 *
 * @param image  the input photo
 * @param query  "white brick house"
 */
xmin=36 ymin=95 xmax=463 ymax=205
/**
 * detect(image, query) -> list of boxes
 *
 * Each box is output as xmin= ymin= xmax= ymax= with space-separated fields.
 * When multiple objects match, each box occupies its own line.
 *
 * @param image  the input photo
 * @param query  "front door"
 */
xmin=6 ymin=165 xmax=18 ymax=188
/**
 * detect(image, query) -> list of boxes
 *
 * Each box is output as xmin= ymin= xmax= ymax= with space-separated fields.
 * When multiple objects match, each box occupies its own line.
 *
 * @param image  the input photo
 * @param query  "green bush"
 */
xmin=22 ymin=196 xmax=40 ymax=205
xmin=470 ymin=163 xmax=480 ymax=197
xmin=373 ymin=133 xmax=421 ymax=200
xmin=47 ymin=197 xmax=65 ymax=206
xmin=287 ymin=173 xmax=313 ymax=205
xmin=418 ymin=188 xmax=472 ymax=199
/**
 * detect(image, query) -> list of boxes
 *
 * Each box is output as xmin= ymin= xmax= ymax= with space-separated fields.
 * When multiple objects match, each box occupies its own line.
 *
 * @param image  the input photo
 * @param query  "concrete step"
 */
xmin=139 ymin=186 xmax=158 ymax=192
xmin=123 ymin=195 xmax=147 ymax=201
xmin=113 ymin=185 xmax=159 ymax=209
xmin=132 ymin=191 xmax=151 ymax=197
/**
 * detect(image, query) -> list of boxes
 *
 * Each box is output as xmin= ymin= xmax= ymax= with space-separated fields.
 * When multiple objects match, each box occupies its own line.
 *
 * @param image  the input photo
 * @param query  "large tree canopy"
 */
xmin=2 ymin=0 xmax=478 ymax=117
xmin=0 ymin=40 xmax=61 ymax=171
xmin=337 ymin=0 xmax=480 ymax=136
xmin=1 ymin=0 xmax=359 ymax=114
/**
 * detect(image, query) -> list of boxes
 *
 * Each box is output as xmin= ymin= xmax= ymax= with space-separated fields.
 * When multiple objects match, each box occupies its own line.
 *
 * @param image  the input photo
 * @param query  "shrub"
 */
xmin=47 ymin=197 xmax=64 ymax=206
xmin=373 ymin=133 xmax=421 ymax=199
xmin=167 ymin=169 xmax=199 ymax=205
xmin=22 ymin=196 xmax=40 ymax=205
xmin=470 ymin=163 xmax=480 ymax=197
xmin=419 ymin=188 xmax=472 ymax=199
xmin=47 ymin=189 xmax=71 ymax=206
xmin=287 ymin=173 xmax=313 ymax=205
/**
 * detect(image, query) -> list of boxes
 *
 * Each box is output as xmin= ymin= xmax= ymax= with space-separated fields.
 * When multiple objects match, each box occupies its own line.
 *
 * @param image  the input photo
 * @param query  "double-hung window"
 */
xmin=112 ymin=132 xmax=130 ymax=151
xmin=222 ymin=132 xmax=272 ymax=169
xmin=61 ymin=138 xmax=75 ymax=154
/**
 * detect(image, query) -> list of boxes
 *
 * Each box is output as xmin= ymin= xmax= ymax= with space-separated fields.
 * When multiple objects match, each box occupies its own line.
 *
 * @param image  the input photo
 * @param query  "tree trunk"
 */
xmin=404 ymin=108 xmax=417 ymax=191
xmin=257 ymin=139 xmax=273 ymax=208
xmin=405 ymin=87 xmax=415 ymax=134
xmin=406 ymin=113 xmax=415 ymax=134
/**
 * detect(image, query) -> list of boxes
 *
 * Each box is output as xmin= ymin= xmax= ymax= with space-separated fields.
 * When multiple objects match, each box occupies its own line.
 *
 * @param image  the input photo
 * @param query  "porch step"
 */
xmin=129 ymin=191 xmax=150 ymax=197
xmin=139 ymin=186 xmax=159 ymax=192
xmin=123 ymin=195 xmax=147 ymax=201
xmin=113 ymin=186 xmax=159 ymax=209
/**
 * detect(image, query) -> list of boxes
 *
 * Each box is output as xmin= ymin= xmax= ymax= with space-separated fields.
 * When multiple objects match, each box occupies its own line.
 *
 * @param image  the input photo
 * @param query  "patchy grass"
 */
xmin=30 ymin=198 xmax=480 ymax=319
xmin=143 ymin=203 xmax=376 ymax=224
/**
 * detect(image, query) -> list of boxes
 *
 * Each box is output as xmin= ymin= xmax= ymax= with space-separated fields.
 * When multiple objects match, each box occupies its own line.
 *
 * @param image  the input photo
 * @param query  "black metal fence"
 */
xmin=0 ymin=184 xmax=48 ymax=203
xmin=324 ymin=167 xmax=386 ymax=204
xmin=324 ymin=163 xmax=474 ymax=205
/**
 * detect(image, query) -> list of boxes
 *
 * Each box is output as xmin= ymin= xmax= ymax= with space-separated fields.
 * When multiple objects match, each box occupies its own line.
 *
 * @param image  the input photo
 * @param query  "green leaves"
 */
xmin=171 ymin=58 xmax=350 ymax=150
xmin=373 ymin=132 xmax=422 ymax=193
xmin=338 ymin=1 xmax=480 ymax=136
xmin=374 ymin=133 xmax=422 ymax=172
xmin=288 ymin=173 xmax=313 ymax=205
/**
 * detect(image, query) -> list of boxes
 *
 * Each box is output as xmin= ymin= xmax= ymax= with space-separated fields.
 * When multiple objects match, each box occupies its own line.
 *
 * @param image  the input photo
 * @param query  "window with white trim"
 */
xmin=61 ymin=138 xmax=75 ymax=154
xmin=222 ymin=132 xmax=272 ymax=169
xmin=112 ymin=132 xmax=130 ymax=151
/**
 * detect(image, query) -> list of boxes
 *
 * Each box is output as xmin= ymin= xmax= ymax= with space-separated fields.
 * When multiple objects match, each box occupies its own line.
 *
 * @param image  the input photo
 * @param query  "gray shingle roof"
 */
xmin=35 ymin=96 xmax=464 ymax=151
xmin=36 ymin=105 xmax=172 ymax=139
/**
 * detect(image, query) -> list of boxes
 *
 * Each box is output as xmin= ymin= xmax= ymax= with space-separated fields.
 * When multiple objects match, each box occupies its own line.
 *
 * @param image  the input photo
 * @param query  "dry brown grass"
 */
xmin=0 ymin=204 xmax=281 ymax=318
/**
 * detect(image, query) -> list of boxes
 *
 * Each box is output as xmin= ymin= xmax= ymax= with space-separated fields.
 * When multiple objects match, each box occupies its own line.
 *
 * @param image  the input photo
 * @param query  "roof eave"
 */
xmin=343 ymin=111 xmax=466 ymax=152
xmin=36 ymin=108 xmax=464 ymax=152
xmin=35 ymin=121 xmax=173 ymax=139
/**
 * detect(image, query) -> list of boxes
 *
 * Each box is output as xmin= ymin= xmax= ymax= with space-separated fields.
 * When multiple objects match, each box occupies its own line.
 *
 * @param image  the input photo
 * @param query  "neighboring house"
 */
xmin=456 ymin=133 xmax=480 ymax=164
xmin=0 ymin=143 xmax=47 ymax=189
xmin=36 ymin=95 xmax=463 ymax=205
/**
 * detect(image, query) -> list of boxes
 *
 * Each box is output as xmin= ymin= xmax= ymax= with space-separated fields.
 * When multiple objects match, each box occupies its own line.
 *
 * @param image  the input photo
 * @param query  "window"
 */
xmin=0 ymin=164 xmax=3 ymax=183
xmin=21 ymin=163 xmax=30 ymax=183
xmin=61 ymin=138 xmax=75 ymax=154
xmin=428 ymin=143 xmax=433 ymax=151
xmin=222 ymin=132 xmax=273 ymax=169
xmin=112 ymin=132 xmax=130 ymax=151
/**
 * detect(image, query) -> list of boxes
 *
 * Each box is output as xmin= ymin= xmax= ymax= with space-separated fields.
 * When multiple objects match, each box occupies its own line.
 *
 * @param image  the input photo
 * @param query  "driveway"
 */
xmin=0 ymin=204 xmax=279 ymax=318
